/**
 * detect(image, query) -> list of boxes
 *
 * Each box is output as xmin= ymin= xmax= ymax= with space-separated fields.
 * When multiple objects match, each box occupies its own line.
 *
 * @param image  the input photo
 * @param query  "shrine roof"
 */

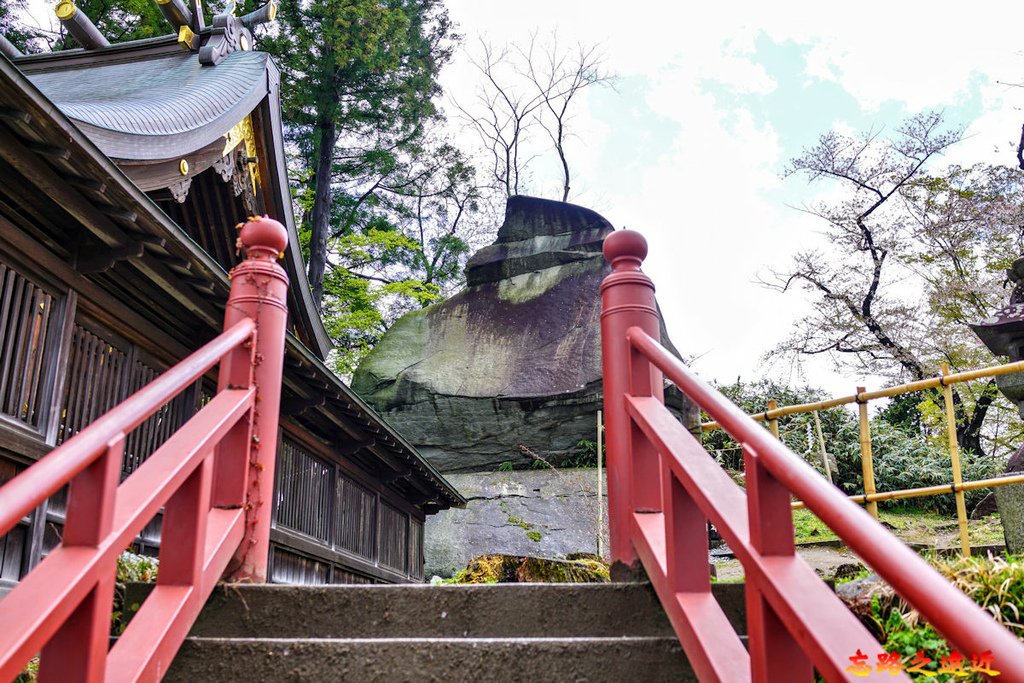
xmin=16 ymin=40 xmax=271 ymax=162
xmin=0 ymin=47 xmax=466 ymax=510
xmin=25 ymin=49 xmax=269 ymax=160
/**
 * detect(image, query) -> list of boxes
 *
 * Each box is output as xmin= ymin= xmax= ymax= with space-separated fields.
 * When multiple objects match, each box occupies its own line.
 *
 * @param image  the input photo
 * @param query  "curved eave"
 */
xmin=15 ymin=43 xmax=333 ymax=360
xmin=18 ymin=41 xmax=268 ymax=161
xmin=0 ymin=51 xmax=460 ymax=511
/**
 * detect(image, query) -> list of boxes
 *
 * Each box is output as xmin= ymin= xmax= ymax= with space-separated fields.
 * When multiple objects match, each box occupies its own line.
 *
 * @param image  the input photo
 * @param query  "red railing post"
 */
xmin=601 ymin=230 xmax=662 ymax=569
xmin=222 ymin=216 xmax=290 ymax=583
xmin=743 ymin=444 xmax=813 ymax=682
xmin=37 ymin=435 xmax=123 ymax=683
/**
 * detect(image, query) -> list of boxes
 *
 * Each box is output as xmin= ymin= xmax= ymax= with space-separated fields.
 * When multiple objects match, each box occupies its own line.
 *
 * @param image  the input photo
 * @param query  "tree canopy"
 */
xmin=771 ymin=112 xmax=1024 ymax=458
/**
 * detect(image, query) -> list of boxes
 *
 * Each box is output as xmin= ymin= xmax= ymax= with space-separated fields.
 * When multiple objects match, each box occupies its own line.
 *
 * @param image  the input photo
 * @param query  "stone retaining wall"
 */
xmin=425 ymin=469 xmax=609 ymax=578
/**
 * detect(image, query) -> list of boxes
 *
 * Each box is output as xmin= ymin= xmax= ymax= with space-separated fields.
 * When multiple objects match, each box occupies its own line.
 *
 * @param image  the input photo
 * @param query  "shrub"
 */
xmin=829 ymin=419 xmax=1000 ymax=515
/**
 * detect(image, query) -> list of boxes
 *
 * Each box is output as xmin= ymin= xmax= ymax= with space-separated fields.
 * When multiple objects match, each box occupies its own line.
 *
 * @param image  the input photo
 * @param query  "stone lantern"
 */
xmin=970 ymin=257 xmax=1024 ymax=553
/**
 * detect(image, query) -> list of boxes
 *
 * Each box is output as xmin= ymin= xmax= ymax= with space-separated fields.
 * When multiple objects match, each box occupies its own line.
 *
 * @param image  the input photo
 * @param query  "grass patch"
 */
xmin=793 ymin=506 xmax=1005 ymax=548
xmin=793 ymin=508 xmax=839 ymax=543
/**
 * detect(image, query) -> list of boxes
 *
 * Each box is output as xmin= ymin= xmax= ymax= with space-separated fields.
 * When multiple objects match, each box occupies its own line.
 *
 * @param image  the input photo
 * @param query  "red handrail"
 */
xmin=0 ymin=318 xmax=255 ymax=539
xmin=600 ymin=229 xmax=1024 ymax=683
xmin=0 ymin=216 xmax=290 ymax=683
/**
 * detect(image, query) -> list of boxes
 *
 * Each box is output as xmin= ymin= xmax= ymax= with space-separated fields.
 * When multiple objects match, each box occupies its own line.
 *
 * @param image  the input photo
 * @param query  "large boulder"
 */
xmin=351 ymin=195 xmax=682 ymax=472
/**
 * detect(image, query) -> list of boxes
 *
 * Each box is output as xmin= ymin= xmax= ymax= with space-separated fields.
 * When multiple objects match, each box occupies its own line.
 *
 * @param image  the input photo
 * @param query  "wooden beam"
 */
xmin=179 ymin=276 xmax=217 ymax=295
xmin=25 ymin=141 xmax=70 ymax=160
xmin=337 ymin=436 xmax=375 ymax=456
xmin=64 ymin=176 xmax=106 ymax=194
xmin=0 ymin=128 xmax=222 ymax=328
xmin=407 ymin=492 xmax=436 ymax=506
xmin=76 ymin=242 xmax=145 ymax=273
xmin=124 ymin=232 xmax=166 ymax=248
xmin=381 ymin=467 xmax=412 ymax=484
xmin=0 ymin=108 xmax=30 ymax=124
xmin=98 ymin=205 xmax=137 ymax=223
xmin=280 ymin=394 xmax=326 ymax=416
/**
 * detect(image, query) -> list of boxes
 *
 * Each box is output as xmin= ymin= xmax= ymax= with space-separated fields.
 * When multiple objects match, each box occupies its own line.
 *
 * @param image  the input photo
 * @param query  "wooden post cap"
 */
xmin=603 ymin=229 xmax=648 ymax=269
xmin=239 ymin=215 xmax=287 ymax=259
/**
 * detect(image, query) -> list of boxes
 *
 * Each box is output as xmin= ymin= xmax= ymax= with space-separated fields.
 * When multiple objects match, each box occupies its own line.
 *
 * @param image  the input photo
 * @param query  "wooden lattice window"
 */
xmin=56 ymin=321 xmax=200 ymax=474
xmin=379 ymin=502 xmax=408 ymax=573
xmin=274 ymin=439 xmax=334 ymax=543
xmin=335 ymin=474 xmax=376 ymax=559
xmin=409 ymin=519 xmax=424 ymax=579
xmin=0 ymin=263 xmax=59 ymax=431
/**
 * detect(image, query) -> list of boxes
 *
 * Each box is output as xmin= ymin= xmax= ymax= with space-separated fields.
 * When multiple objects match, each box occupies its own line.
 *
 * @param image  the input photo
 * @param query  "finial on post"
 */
xmin=603 ymin=229 xmax=648 ymax=272
xmin=55 ymin=1 xmax=110 ymax=49
xmin=238 ymin=215 xmax=287 ymax=261
xmin=599 ymin=227 xmax=659 ymax=572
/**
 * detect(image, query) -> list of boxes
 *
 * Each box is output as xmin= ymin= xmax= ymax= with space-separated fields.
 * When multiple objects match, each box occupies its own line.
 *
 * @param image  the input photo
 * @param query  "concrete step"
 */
xmin=165 ymin=636 xmax=697 ymax=682
xmin=128 ymin=582 xmax=747 ymax=680
xmin=158 ymin=581 xmax=746 ymax=639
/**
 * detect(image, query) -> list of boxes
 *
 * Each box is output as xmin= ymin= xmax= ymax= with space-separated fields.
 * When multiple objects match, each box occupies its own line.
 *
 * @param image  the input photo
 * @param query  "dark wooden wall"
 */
xmin=269 ymin=430 xmax=426 ymax=584
xmin=0 ymin=207 xmax=426 ymax=588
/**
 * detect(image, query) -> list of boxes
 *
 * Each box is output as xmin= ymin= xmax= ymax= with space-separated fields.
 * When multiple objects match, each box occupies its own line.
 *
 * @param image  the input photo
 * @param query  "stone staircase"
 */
xmin=130 ymin=582 xmax=747 ymax=681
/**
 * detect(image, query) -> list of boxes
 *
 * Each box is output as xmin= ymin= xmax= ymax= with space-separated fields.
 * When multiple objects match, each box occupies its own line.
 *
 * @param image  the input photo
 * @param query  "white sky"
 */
xmin=17 ymin=1 xmax=1024 ymax=399
xmin=439 ymin=0 xmax=1024 ymax=397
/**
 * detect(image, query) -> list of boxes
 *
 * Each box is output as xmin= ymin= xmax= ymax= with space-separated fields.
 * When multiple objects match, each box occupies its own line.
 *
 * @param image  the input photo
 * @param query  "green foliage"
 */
xmin=560 ymin=439 xmax=601 ymax=468
xmin=792 ymin=508 xmax=838 ymax=543
xmin=865 ymin=554 xmax=1024 ymax=680
xmin=876 ymin=606 xmax=951 ymax=677
xmin=834 ymin=567 xmax=872 ymax=586
xmin=0 ymin=0 xmax=40 ymax=52
xmin=928 ymin=553 xmax=1024 ymax=638
xmin=258 ymin=0 xmax=489 ymax=371
xmin=704 ymin=378 xmax=1003 ymax=514
xmin=702 ymin=378 xmax=853 ymax=476
xmin=14 ymin=657 xmax=37 ymax=683
xmin=497 ymin=461 xmax=513 ymax=472
xmin=828 ymin=417 xmax=999 ymax=515
xmin=116 ymin=551 xmax=158 ymax=583
xmin=111 ymin=551 xmax=158 ymax=636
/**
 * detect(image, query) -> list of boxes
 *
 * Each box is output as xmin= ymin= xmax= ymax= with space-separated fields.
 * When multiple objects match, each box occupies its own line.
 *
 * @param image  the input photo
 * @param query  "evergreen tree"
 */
xmin=260 ymin=0 xmax=456 ymax=309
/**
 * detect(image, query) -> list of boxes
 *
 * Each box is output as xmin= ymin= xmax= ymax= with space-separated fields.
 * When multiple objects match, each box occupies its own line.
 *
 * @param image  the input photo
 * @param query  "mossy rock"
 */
xmin=447 ymin=553 xmax=610 ymax=584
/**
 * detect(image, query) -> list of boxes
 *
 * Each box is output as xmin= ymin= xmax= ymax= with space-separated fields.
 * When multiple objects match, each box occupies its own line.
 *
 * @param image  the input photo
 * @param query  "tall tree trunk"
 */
xmin=954 ymin=380 xmax=997 ymax=458
xmin=307 ymin=119 xmax=338 ymax=310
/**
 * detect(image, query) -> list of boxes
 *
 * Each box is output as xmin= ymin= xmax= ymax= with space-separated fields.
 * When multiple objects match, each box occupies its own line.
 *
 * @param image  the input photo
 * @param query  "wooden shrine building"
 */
xmin=0 ymin=3 xmax=464 ymax=593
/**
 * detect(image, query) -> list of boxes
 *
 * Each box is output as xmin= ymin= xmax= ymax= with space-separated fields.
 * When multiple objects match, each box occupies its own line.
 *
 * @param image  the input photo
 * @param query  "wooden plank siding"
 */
xmin=270 ymin=432 xmax=427 ymax=584
xmin=0 ymin=247 xmax=427 ymax=587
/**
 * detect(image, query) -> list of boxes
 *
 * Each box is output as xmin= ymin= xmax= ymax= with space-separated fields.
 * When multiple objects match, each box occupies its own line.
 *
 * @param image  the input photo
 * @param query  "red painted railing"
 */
xmin=0 ymin=216 xmax=290 ymax=683
xmin=600 ymin=230 xmax=1024 ymax=682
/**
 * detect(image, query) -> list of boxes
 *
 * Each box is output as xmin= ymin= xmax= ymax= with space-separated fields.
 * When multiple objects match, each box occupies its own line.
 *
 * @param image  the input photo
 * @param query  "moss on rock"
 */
xmin=445 ymin=553 xmax=610 ymax=584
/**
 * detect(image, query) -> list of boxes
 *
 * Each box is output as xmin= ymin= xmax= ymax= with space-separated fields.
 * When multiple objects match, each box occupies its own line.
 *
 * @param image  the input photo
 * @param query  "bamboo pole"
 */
xmin=791 ymin=471 xmax=1024 ymax=509
xmin=942 ymin=364 xmax=971 ymax=558
xmin=701 ymin=357 xmax=1024 ymax=431
xmin=767 ymin=399 xmax=780 ymax=439
xmin=597 ymin=410 xmax=604 ymax=558
xmin=812 ymin=410 xmax=833 ymax=484
xmin=857 ymin=386 xmax=879 ymax=519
